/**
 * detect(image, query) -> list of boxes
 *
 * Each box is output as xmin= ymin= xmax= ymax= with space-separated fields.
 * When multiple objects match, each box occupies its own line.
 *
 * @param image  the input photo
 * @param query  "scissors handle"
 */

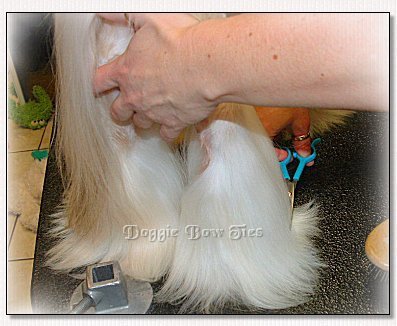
xmin=292 ymin=138 xmax=321 ymax=181
xmin=279 ymin=147 xmax=292 ymax=180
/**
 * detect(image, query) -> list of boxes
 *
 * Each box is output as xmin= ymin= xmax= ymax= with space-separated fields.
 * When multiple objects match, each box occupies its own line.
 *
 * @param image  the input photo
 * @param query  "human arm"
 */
xmin=186 ymin=13 xmax=388 ymax=112
xmin=94 ymin=13 xmax=388 ymax=140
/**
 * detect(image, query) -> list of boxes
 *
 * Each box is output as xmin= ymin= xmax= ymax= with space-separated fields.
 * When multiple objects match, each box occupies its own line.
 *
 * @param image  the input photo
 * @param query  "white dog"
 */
xmin=48 ymin=13 xmax=352 ymax=312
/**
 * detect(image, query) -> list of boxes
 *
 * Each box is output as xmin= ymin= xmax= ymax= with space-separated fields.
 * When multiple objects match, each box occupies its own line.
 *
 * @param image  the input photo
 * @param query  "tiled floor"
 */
xmin=7 ymin=117 xmax=53 ymax=314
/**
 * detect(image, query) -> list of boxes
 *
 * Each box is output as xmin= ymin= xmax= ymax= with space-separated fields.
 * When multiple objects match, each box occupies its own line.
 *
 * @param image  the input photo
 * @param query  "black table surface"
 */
xmin=31 ymin=112 xmax=390 ymax=314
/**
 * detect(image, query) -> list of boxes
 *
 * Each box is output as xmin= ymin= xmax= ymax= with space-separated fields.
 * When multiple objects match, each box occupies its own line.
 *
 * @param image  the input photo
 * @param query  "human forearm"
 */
xmin=184 ymin=13 xmax=388 ymax=111
xmin=94 ymin=13 xmax=388 ymax=140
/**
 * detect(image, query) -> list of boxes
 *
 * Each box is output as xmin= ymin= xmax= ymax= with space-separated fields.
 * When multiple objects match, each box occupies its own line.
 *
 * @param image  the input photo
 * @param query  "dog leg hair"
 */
xmin=158 ymin=103 xmax=322 ymax=312
xmin=49 ymin=13 xmax=323 ymax=310
xmin=47 ymin=14 xmax=183 ymax=282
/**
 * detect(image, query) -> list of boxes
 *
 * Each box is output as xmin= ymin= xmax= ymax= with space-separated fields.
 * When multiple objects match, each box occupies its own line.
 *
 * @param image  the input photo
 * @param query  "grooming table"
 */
xmin=31 ymin=112 xmax=389 ymax=314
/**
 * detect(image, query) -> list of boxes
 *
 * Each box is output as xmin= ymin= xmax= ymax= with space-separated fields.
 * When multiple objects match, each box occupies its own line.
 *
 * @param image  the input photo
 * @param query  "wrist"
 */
xmin=180 ymin=20 xmax=236 ymax=108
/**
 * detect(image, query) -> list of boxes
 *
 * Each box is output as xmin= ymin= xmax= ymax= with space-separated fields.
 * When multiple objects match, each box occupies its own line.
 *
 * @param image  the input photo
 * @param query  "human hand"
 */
xmin=255 ymin=107 xmax=314 ymax=166
xmin=94 ymin=13 xmax=218 ymax=141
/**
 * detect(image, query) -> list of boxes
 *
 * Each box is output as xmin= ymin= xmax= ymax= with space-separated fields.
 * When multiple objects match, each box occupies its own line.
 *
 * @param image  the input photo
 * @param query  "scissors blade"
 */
xmin=286 ymin=180 xmax=296 ymax=228
xmin=287 ymin=181 xmax=296 ymax=209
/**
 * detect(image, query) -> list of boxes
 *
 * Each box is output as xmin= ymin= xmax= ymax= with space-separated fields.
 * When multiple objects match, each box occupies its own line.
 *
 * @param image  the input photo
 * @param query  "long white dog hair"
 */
xmin=47 ymin=13 xmax=184 ymax=281
xmin=158 ymin=103 xmax=322 ymax=312
xmin=49 ymin=13 xmax=352 ymax=312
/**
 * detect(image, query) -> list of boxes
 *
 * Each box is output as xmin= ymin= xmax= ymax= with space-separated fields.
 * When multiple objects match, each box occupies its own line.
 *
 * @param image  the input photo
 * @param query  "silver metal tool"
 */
xmin=279 ymin=138 xmax=321 ymax=225
xmin=69 ymin=261 xmax=153 ymax=314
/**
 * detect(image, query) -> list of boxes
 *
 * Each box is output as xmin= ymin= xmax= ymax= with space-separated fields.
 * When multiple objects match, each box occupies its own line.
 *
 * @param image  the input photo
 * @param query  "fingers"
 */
xmin=290 ymin=108 xmax=313 ymax=166
xmin=160 ymin=125 xmax=184 ymax=143
xmin=293 ymin=138 xmax=314 ymax=166
xmin=133 ymin=112 xmax=153 ymax=129
xmin=255 ymin=107 xmax=286 ymax=138
xmin=128 ymin=13 xmax=200 ymax=30
xmin=94 ymin=59 xmax=121 ymax=95
xmin=97 ymin=13 xmax=166 ymax=30
xmin=93 ymin=14 xmax=151 ymax=96
xmin=97 ymin=13 xmax=129 ymax=25
xmin=97 ymin=13 xmax=151 ymax=30
xmin=96 ymin=13 xmax=148 ymax=29
xmin=275 ymin=148 xmax=289 ymax=162
xmin=111 ymin=95 xmax=153 ymax=129
xmin=125 ymin=14 xmax=150 ymax=30
xmin=111 ymin=95 xmax=134 ymax=122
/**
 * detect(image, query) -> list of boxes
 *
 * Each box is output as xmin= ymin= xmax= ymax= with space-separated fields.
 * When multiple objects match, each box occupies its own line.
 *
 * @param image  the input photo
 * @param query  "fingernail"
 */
xmin=299 ymin=151 xmax=310 ymax=157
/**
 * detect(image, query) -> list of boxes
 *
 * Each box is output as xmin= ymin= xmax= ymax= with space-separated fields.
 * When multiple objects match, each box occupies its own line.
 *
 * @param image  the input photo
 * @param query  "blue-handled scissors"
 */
xmin=279 ymin=138 xmax=321 ymax=216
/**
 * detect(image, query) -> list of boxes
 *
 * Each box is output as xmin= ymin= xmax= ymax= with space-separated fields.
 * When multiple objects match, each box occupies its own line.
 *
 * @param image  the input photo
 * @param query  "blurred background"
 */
xmin=7 ymin=13 xmax=54 ymax=313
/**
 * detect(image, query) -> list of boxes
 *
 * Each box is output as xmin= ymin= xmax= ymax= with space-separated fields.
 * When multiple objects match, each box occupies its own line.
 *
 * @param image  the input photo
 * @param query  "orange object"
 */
xmin=365 ymin=219 xmax=389 ymax=272
xmin=255 ymin=106 xmax=311 ymax=138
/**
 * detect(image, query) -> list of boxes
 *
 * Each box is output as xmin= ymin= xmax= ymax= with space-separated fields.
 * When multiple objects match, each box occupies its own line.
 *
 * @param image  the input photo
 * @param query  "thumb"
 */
xmin=293 ymin=138 xmax=314 ymax=167
xmin=93 ymin=57 xmax=121 ymax=95
xmin=96 ymin=13 xmax=150 ymax=31
xmin=125 ymin=13 xmax=151 ymax=30
xmin=160 ymin=125 xmax=184 ymax=143
xmin=128 ymin=13 xmax=201 ymax=30
xmin=275 ymin=148 xmax=289 ymax=162
xmin=97 ymin=13 xmax=129 ymax=25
